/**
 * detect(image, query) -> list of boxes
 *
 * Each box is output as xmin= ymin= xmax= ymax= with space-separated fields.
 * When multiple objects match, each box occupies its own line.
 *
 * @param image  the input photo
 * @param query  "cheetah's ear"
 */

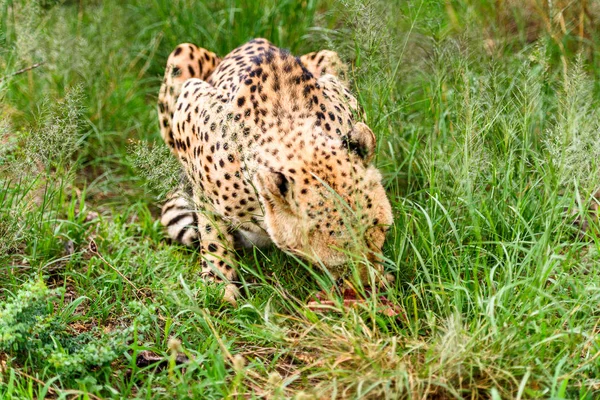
xmin=343 ymin=122 xmax=376 ymax=165
xmin=255 ymin=169 xmax=292 ymax=207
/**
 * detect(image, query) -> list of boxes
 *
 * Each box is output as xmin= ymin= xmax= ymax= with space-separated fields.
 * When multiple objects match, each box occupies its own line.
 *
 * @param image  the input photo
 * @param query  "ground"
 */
xmin=1 ymin=0 xmax=600 ymax=399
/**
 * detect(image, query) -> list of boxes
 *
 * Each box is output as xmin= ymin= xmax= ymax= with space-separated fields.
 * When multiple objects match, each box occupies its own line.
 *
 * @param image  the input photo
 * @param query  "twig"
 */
xmin=14 ymin=369 xmax=105 ymax=399
xmin=0 ymin=62 xmax=45 ymax=82
xmin=88 ymin=238 xmax=142 ymax=300
xmin=62 ymin=390 xmax=104 ymax=400
xmin=13 ymin=369 xmax=57 ymax=394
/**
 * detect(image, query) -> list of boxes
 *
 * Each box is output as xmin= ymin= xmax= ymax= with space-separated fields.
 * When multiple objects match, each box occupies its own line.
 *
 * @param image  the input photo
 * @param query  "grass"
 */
xmin=1 ymin=0 xmax=600 ymax=398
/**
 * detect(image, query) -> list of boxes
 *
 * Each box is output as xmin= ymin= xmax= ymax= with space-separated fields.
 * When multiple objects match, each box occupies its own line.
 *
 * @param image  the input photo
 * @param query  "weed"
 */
xmin=0 ymin=280 xmax=151 ymax=377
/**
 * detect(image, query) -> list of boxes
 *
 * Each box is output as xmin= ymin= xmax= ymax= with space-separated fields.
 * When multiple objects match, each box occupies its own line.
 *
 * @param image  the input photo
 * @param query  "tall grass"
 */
xmin=1 ymin=0 xmax=600 ymax=398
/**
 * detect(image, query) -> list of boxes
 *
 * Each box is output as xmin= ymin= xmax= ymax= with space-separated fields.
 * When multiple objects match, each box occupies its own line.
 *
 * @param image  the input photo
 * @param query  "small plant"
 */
xmin=22 ymin=85 xmax=85 ymax=174
xmin=129 ymin=139 xmax=181 ymax=199
xmin=0 ymin=280 xmax=150 ymax=377
xmin=544 ymin=55 xmax=600 ymax=193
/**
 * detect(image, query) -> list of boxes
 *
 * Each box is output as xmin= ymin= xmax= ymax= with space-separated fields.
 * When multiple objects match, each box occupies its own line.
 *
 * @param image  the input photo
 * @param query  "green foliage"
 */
xmin=545 ymin=55 xmax=600 ymax=192
xmin=0 ymin=280 xmax=58 ymax=351
xmin=0 ymin=180 xmax=30 ymax=259
xmin=22 ymin=84 xmax=85 ymax=173
xmin=0 ymin=280 xmax=151 ymax=377
xmin=129 ymin=139 xmax=181 ymax=199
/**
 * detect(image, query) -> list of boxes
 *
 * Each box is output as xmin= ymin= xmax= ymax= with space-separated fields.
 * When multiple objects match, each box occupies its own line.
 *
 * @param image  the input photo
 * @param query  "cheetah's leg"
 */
xmin=300 ymin=50 xmax=348 ymax=82
xmin=193 ymin=199 xmax=239 ymax=306
xmin=161 ymin=187 xmax=240 ymax=305
xmin=158 ymin=43 xmax=221 ymax=151
xmin=162 ymin=191 xmax=239 ymax=305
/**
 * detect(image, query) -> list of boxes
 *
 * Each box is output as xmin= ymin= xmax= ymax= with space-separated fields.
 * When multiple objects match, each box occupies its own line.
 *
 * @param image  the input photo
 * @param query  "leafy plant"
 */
xmin=0 ymin=280 xmax=153 ymax=376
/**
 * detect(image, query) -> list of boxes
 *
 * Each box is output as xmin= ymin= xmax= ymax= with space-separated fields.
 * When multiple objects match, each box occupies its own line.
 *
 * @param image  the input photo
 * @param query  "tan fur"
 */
xmin=158 ymin=39 xmax=393 ymax=304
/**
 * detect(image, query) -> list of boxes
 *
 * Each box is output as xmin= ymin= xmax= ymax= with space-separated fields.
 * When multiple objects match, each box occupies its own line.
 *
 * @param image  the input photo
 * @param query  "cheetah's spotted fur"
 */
xmin=158 ymin=39 xmax=393 ymax=304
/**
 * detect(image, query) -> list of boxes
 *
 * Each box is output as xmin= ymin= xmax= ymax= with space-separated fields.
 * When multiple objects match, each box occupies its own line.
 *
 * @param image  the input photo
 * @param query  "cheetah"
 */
xmin=157 ymin=39 xmax=393 ymax=305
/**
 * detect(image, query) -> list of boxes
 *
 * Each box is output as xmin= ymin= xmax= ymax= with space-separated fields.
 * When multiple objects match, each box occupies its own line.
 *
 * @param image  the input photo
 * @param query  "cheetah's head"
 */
xmin=255 ymin=122 xmax=393 ymax=271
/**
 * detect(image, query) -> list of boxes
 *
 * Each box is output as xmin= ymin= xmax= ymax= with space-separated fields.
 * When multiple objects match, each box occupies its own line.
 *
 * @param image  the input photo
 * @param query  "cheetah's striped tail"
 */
xmin=160 ymin=191 xmax=199 ymax=247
